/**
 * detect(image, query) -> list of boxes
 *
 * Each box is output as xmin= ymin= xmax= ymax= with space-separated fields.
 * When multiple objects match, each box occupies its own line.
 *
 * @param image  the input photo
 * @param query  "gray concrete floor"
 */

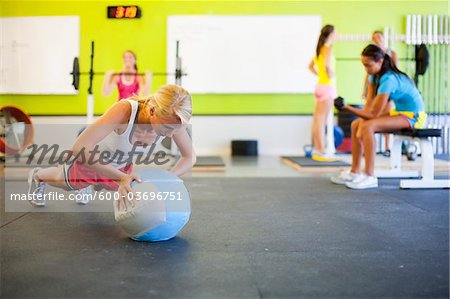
xmin=1 ymin=156 xmax=449 ymax=298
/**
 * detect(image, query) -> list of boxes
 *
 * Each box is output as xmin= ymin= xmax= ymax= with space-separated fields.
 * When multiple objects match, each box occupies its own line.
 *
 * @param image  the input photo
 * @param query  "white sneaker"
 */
xmin=346 ymin=174 xmax=378 ymax=190
xmin=331 ymin=170 xmax=360 ymax=185
xmin=75 ymin=185 xmax=92 ymax=205
xmin=27 ymin=168 xmax=47 ymax=207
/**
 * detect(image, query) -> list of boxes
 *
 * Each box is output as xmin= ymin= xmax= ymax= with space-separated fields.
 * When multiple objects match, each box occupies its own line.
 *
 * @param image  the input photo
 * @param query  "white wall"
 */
xmin=167 ymin=15 xmax=321 ymax=94
xmin=30 ymin=115 xmax=314 ymax=156
xmin=191 ymin=115 xmax=313 ymax=156
xmin=0 ymin=16 xmax=79 ymax=94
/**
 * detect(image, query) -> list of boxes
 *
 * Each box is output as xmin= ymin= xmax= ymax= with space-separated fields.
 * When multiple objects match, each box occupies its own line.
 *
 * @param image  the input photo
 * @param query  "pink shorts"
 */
xmin=63 ymin=158 xmax=133 ymax=191
xmin=314 ymin=84 xmax=337 ymax=102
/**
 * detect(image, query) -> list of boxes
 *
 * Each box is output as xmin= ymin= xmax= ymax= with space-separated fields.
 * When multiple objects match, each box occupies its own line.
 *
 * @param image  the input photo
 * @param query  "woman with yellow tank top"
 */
xmin=308 ymin=24 xmax=337 ymax=161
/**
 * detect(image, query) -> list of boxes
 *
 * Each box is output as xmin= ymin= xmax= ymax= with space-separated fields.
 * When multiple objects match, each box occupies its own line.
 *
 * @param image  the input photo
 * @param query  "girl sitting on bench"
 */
xmin=331 ymin=44 xmax=426 ymax=189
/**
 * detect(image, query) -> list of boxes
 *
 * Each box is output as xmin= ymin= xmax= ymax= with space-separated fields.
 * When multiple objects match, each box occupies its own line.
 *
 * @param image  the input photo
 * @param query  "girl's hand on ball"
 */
xmin=117 ymin=174 xmax=142 ymax=211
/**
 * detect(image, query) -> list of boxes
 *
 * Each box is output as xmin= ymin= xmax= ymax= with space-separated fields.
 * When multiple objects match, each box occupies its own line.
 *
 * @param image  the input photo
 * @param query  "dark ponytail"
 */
xmin=380 ymin=52 xmax=407 ymax=78
xmin=316 ymin=25 xmax=335 ymax=57
xmin=362 ymin=44 xmax=408 ymax=81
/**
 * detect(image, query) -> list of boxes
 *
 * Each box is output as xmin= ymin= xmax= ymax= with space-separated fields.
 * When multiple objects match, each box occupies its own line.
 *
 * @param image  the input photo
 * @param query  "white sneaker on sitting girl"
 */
xmin=345 ymin=174 xmax=378 ymax=190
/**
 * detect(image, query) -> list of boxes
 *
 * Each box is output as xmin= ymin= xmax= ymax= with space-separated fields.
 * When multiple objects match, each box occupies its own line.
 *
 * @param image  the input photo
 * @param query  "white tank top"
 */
xmin=96 ymin=99 xmax=163 ymax=169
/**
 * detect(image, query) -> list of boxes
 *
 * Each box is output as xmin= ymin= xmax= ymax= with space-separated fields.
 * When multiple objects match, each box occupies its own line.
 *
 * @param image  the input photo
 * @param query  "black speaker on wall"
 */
xmin=231 ymin=140 xmax=258 ymax=156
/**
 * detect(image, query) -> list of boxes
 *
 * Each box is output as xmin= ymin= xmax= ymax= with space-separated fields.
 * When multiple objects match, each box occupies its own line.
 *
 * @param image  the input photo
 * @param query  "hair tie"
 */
xmin=170 ymin=94 xmax=185 ymax=111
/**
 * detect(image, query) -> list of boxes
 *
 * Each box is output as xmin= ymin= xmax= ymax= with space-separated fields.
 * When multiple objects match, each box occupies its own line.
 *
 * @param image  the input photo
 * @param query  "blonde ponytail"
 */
xmin=134 ymin=84 xmax=192 ymax=124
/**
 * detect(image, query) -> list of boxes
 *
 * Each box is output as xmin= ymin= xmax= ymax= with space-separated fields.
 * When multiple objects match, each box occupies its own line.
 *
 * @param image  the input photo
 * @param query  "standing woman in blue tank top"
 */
xmin=333 ymin=44 xmax=426 ymax=190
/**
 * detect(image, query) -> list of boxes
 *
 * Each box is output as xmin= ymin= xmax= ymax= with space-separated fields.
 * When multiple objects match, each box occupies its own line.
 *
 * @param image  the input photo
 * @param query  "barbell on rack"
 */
xmin=70 ymin=57 xmax=188 ymax=91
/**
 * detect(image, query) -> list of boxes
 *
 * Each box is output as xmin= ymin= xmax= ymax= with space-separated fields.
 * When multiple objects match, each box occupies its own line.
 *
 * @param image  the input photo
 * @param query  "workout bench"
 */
xmin=375 ymin=128 xmax=450 ymax=189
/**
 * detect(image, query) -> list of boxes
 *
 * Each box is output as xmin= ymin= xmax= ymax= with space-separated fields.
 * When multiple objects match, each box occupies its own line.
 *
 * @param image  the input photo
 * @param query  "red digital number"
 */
xmin=125 ymin=6 xmax=137 ymax=18
xmin=115 ymin=6 xmax=125 ymax=18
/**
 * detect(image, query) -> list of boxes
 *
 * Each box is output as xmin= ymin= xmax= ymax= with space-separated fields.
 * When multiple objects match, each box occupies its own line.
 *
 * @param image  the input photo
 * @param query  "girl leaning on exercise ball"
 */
xmin=28 ymin=84 xmax=196 ymax=209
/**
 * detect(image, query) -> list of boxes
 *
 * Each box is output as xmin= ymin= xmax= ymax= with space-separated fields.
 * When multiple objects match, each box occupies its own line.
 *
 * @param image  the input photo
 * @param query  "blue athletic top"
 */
xmin=368 ymin=71 xmax=424 ymax=112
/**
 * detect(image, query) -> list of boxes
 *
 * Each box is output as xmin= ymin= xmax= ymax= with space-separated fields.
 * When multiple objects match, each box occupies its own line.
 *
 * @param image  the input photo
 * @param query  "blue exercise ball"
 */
xmin=114 ymin=169 xmax=191 ymax=242
xmin=334 ymin=125 xmax=344 ymax=148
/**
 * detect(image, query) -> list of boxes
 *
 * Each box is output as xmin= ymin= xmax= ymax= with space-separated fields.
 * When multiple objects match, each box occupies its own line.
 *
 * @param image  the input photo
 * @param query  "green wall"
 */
xmin=0 ymin=0 xmax=447 ymax=115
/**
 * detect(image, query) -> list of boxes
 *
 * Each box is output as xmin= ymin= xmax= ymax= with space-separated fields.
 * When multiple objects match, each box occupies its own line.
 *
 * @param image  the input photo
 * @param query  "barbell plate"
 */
xmin=72 ymin=57 xmax=80 ymax=91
